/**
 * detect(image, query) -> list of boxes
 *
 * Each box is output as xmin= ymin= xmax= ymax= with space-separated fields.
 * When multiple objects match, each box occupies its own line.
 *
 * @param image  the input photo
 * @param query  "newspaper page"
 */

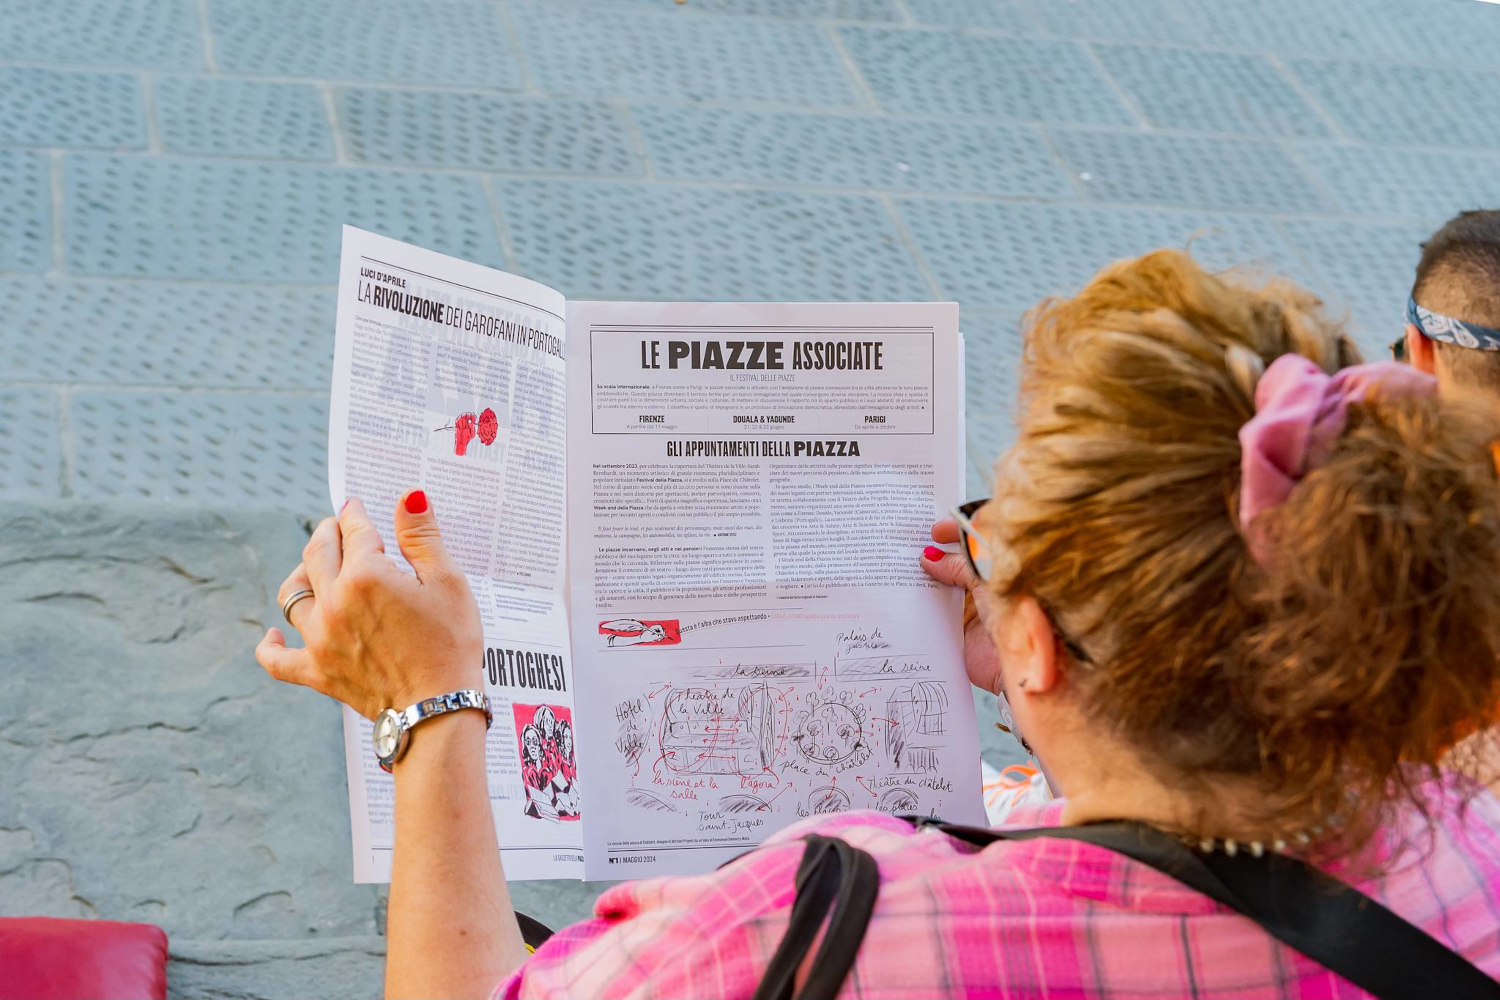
xmin=566 ymin=301 xmax=984 ymax=880
xmin=328 ymin=228 xmax=581 ymax=882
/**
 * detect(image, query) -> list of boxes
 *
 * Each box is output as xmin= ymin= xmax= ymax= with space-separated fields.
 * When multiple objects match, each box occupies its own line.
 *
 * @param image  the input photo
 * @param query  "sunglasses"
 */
xmin=950 ymin=498 xmax=1093 ymax=666
xmin=1389 ymin=336 xmax=1408 ymax=363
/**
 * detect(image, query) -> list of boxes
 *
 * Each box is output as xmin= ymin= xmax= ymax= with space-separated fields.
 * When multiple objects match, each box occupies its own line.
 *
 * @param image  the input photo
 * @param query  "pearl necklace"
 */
xmin=1181 ymin=826 xmax=1321 ymax=857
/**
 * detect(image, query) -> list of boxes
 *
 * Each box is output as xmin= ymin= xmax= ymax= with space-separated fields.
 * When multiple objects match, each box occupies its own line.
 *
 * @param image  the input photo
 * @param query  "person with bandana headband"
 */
xmin=1399 ymin=210 xmax=1500 ymax=399
xmin=1396 ymin=210 xmax=1500 ymax=777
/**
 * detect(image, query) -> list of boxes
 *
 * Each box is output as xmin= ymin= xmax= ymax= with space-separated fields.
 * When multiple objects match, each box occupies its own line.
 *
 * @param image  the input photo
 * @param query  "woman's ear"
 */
xmin=1406 ymin=323 xmax=1438 ymax=376
xmin=997 ymin=595 xmax=1061 ymax=695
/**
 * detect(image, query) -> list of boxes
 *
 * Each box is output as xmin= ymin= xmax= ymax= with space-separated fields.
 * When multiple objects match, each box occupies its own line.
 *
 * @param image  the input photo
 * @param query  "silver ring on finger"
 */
xmin=281 ymin=588 xmax=315 ymax=627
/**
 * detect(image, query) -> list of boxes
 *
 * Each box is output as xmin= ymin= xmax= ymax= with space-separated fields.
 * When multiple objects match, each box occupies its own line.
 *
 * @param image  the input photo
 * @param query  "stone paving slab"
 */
xmin=1091 ymin=44 xmax=1333 ymax=139
xmin=903 ymin=0 xmax=1201 ymax=43
xmin=64 ymin=155 xmax=504 ymax=283
xmin=839 ymin=27 xmax=1135 ymax=124
xmin=155 ymin=78 xmax=336 ymax=162
xmin=1416 ymin=0 xmax=1500 ymax=67
xmin=1178 ymin=0 xmax=1500 ymax=66
xmin=0 ymin=279 xmax=334 ymax=390
xmin=0 ymin=389 xmax=62 ymax=500
xmin=1023 ymin=0 xmax=1204 ymax=44
xmin=0 ymin=67 xmax=146 ymax=150
xmin=0 ymin=149 xmax=53 ymax=274
xmin=595 ymin=0 xmax=902 ymax=20
xmin=962 ymin=312 xmax=1024 ymax=419
xmin=1175 ymin=0 xmax=1414 ymax=60
xmin=0 ymin=0 xmax=203 ymax=71
xmin=1291 ymin=143 xmax=1500 ymax=223
xmin=69 ymin=392 xmax=329 ymax=508
xmin=963 ymin=310 xmax=1027 ymax=501
xmin=636 ymin=107 xmax=1076 ymax=197
xmin=1045 ymin=128 xmax=1331 ymax=214
xmin=512 ymin=2 xmax=863 ymax=108
xmin=900 ymin=0 xmax=1035 ymax=32
xmin=337 ymin=90 xmax=643 ymax=177
xmin=897 ymin=199 xmax=1304 ymax=315
xmin=1286 ymin=58 xmax=1500 ymax=150
xmin=209 ymin=0 xmax=521 ymax=88
xmin=966 ymin=310 xmax=1026 ymax=500
xmin=495 ymin=179 xmax=933 ymax=301
xmin=965 ymin=414 xmax=1015 ymax=502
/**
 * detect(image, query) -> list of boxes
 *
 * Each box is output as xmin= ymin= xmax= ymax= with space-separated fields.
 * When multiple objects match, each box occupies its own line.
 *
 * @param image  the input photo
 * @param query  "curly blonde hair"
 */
xmin=991 ymin=249 xmax=1500 ymax=844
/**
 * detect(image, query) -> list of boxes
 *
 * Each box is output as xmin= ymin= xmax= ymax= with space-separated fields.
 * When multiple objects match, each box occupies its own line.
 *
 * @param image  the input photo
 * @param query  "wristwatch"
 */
xmin=372 ymin=689 xmax=492 ymax=773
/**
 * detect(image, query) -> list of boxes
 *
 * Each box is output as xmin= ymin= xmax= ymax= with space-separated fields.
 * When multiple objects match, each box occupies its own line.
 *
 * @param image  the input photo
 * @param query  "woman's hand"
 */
xmin=921 ymin=519 xmax=1003 ymax=695
xmin=255 ymin=490 xmax=483 ymax=718
xmin=259 ymin=490 xmax=526 ymax=996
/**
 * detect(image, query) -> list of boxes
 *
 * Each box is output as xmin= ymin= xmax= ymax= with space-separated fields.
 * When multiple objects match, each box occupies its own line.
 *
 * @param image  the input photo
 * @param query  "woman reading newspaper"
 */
xmin=257 ymin=250 xmax=1500 ymax=999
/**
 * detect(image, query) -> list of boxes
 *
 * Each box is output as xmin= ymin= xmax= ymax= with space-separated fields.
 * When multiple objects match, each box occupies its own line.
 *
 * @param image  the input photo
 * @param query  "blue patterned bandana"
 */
xmin=1406 ymin=297 xmax=1500 ymax=351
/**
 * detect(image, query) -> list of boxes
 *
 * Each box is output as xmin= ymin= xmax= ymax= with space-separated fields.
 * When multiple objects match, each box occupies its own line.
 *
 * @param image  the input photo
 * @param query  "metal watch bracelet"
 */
xmin=374 ymin=688 xmax=492 ymax=773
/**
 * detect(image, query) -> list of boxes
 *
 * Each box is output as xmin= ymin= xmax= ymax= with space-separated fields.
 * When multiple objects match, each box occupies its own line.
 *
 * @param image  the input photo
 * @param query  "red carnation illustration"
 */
xmin=436 ymin=406 xmax=499 ymax=457
xmin=477 ymin=407 xmax=498 ymax=446
xmin=454 ymin=412 xmax=477 ymax=456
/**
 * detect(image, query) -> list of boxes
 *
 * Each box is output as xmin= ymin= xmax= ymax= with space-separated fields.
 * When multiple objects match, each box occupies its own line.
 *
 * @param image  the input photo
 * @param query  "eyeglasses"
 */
xmin=950 ymin=498 xmax=1093 ymax=666
xmin=951 ymin=498 xmax=994 ymax=581
xmin=1389 ymin=336 xmax=1408 ymax=363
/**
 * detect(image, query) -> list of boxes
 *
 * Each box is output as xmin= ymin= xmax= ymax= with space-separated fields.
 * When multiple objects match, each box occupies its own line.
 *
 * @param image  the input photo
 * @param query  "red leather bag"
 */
xmin=0 ymin=918 xmax=167 ymax=1000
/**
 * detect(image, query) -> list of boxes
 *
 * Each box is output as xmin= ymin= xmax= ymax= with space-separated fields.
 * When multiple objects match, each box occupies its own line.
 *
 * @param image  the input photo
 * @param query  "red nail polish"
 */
xmin=340 ymin=498 xmax=351 ymax=513
xmin=923 ymin=545 xmax=945 ymax=561
xmin=404 ymin=490 xmax=428 ymax=514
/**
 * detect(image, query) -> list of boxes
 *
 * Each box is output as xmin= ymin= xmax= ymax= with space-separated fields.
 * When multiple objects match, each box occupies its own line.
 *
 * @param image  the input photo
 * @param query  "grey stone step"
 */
xmin=167 ymin=937 xmax=385 ymax=1000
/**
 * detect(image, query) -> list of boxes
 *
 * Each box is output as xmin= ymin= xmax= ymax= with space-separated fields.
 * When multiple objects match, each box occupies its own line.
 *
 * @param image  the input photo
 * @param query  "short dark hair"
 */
xmin=1412 ymin=210 xmax=1500 ymax=390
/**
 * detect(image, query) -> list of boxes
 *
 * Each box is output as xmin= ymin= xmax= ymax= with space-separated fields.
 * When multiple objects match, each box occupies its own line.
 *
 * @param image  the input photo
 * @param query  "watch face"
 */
xmin=373 ymin=710 xmax=401 ymax=761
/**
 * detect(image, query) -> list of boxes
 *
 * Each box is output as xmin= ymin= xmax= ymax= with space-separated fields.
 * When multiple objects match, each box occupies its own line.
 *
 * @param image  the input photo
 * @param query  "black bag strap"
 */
xmin=911 ymin=817 xmax=1500 ymax=1000
xmin=514 ymin=911 xmax=554 ymax=955
xmin=753 ymin=834 xmax=881 ymax=1000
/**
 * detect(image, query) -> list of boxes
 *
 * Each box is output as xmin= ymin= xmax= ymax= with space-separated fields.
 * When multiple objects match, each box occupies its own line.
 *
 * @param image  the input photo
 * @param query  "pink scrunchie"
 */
xmin=1238 ymin=354 xmax=1436 ymax=562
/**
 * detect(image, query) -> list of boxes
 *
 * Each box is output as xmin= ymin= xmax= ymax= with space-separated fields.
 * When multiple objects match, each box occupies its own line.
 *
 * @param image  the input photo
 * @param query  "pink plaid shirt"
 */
xmin=498 ymin=785 xmax=1500 ymax=998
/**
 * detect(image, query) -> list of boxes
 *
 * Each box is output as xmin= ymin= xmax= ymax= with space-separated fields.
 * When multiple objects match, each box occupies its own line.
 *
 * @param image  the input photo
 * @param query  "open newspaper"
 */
xmin=330 ymin=227 xmax=985 ymax=882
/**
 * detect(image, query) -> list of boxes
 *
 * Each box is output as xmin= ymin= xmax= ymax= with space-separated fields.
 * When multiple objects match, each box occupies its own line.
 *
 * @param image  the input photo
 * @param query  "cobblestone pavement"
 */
xmin=3 ymin=1 xmax=1498 ymax=995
